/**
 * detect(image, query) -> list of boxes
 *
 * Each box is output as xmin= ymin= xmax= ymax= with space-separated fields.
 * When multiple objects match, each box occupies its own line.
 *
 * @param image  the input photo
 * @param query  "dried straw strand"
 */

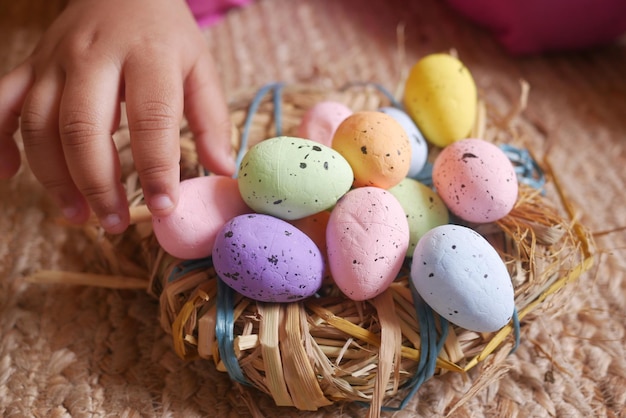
xmin=280 ymin=303 xmax=332 ymax=410
xmin=258 ymin=303 xmax=293 ymax=407
xmin=25 ymin=270 xmax=148 ymax=290
xmin=368 ymin=291 xmax=402 ymax=416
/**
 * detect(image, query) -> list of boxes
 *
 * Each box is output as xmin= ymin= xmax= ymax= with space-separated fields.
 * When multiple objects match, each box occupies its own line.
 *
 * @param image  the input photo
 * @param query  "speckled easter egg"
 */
xmin=152 ymin=175 xmax=250 ymax=259
xmin=237 ymin=136 xmax=353 ymax=220
xmin=379 ymin=107 xmax=429 ymax=178
xmin=212 ymin=214 xmax=324 ymax=302
xmin=327 ymin=187 xmax=410 ymax=301
xmin=297 ymin=101 xmax=353 ymax=147
xmin=403 ymin=53 xmax=477 ymax=147
xmin=433 ymin=138 xmax=518 ymax=223
xmin=389 ymin=178 xmax=449 ymax=257
xmin=289 ymin=210 xmax=332 ymax=277
xmin=332 ymin=111 xmax=411 ymax=189
xmin=289 ymin=210 xmax=331 ymax=260
xmin=410 ymin=224 xmax=515 ymax=332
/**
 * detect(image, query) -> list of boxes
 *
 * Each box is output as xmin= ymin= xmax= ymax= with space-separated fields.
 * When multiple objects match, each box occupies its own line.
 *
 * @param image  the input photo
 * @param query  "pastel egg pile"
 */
xmin=153 ymin=53 xmax=519 ymax=333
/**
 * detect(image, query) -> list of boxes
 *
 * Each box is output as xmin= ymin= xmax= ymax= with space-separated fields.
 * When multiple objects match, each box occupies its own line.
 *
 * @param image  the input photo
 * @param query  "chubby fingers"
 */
xmin=124 ymin=57 xmax=183 ymax=217
xmin=0 ymin=64 xmax=33 ymax=178
xmin=184 ymin=52 xmax=234 ymax=177
xmin=58 ymin=62 xmax=127 ymax=233
xmin=20 ymin=68 xmax=93 ymax=225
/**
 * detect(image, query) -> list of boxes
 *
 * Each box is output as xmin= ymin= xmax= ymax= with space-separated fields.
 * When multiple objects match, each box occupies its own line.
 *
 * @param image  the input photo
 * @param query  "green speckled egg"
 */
xmin=388 ymin=178 xmax=449 ymax=257
xmin=237 ymin=136 xmax=354 ymax=220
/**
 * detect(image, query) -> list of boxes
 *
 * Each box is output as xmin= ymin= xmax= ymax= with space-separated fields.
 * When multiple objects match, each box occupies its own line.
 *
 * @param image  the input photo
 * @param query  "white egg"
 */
xmin=410 ymin=224 xmax=515 ymax=332
xmin=379 ymin=106 xmax=428 ymax=178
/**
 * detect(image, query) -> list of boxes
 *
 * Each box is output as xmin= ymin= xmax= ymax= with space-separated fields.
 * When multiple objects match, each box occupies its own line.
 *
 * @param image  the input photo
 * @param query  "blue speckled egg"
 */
xmin=410 ymin=224 xmax=515 ymax=332
xmin=212 ymin=213 xmax=324 ymax=302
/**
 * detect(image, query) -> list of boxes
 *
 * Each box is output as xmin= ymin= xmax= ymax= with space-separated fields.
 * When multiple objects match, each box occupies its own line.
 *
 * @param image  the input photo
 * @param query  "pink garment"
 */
xmin=187 ymin=0 xmax=252 ymax=27
xmin=446 ymin=0 xmax=626 ymax=54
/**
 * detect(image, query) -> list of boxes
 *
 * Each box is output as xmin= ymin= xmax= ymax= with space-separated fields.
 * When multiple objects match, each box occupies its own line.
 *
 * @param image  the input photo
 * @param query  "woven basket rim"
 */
xmin=28 ymin=81 xmax=595 ymax=416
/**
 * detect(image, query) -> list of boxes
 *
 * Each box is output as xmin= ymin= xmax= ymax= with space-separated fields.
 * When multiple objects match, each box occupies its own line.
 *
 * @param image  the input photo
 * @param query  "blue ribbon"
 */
xmin=235 ymin=82 xmax=285 ymax=178
xmin=340 ymin=81 xmax=404 ymax=109
xmin=499 ymin=144 xmax=546 ymax=193
xmin=215 ymin=278 xmax=251 ymax=386
xmin=510 ymin=307 xmax=521 ymax=354
xmin=381 ymin=282 xmax=448 ymax=411
xmin=166 ymin=257 xmax=213 ymax=283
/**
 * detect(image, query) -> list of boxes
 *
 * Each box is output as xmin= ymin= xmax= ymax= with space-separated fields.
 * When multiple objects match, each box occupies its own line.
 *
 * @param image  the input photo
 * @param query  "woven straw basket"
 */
xmin=35 ymin=81 xmax=594 ymax=417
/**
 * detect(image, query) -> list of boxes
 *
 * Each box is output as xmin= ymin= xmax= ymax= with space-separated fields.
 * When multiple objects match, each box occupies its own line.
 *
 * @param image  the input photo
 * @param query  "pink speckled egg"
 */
xmin=433 ymin=138 xmax=518 ymax=223
xmin=297 ymin=101 xmax=353 ymax=147
xmin=152 ymin=176 xmax=250 ymax=259
xmin=326 ymin=187 xmax=410 ymax=301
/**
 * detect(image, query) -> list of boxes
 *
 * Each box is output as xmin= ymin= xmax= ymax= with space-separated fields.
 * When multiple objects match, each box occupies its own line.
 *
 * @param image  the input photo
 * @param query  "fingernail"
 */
xmin=62 ymin=205 xmax=80 ymax=221
xmin=101 ymin=213 xmax=122 ymax=230
xmin=149 ymin=194 xmax=174 ymax=211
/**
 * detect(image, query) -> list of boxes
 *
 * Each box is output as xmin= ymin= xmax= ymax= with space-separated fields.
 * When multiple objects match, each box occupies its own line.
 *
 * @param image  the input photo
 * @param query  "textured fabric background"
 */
xmin=1 ymin=0 xmax=625 ymax=417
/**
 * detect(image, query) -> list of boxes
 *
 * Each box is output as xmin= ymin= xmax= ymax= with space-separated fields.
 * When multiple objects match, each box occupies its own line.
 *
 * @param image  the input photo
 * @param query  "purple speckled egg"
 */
xmin=433 ymin=138 xmax=518 ymax=223
xmin=212 ymin=213 xmax=324 ymax=302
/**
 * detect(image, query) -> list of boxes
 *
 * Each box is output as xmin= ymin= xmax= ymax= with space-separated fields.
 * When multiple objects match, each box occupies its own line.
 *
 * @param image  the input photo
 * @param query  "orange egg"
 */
xmin=332 ymin=111 xmax=411 ymax=189
xmin=289 ymin=210 xmax=331 ymax=257
xmin=289 ymin=210 xmax=331 ymax=277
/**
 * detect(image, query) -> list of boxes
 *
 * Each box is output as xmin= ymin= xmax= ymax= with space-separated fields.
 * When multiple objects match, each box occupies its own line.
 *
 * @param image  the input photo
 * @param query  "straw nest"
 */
xmin=32 ymin=82 xmax=594 ymax=416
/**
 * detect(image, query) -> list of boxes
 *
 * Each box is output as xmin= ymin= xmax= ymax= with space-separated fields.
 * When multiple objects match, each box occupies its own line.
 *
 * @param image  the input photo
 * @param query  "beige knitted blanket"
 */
xmin=1 ymin=0 xmax=624 ymax=416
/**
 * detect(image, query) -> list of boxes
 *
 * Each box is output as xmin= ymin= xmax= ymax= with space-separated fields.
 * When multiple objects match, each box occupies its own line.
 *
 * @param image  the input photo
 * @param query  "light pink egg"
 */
xmin=152 ymin=175 xmax=250 ymax=259
xmin=296 ymin=101 xmax=353 ymax=147
xmin=326 ymin=187 xmax=409 ymax=301
xmin=433 ymin=138 xmax=518 ymax=223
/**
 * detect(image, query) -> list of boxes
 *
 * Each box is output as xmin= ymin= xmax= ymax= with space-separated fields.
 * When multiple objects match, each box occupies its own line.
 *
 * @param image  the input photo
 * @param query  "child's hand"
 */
xmin=0 ymin=0 xmax=235 ymax=234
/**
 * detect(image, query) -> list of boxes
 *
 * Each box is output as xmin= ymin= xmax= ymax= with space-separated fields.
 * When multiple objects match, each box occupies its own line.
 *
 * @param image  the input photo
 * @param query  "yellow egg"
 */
xmin=332 ymin=111 xmax=411 ymax=189
xmin=403 ymin=53 xmax=477 ymax=148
